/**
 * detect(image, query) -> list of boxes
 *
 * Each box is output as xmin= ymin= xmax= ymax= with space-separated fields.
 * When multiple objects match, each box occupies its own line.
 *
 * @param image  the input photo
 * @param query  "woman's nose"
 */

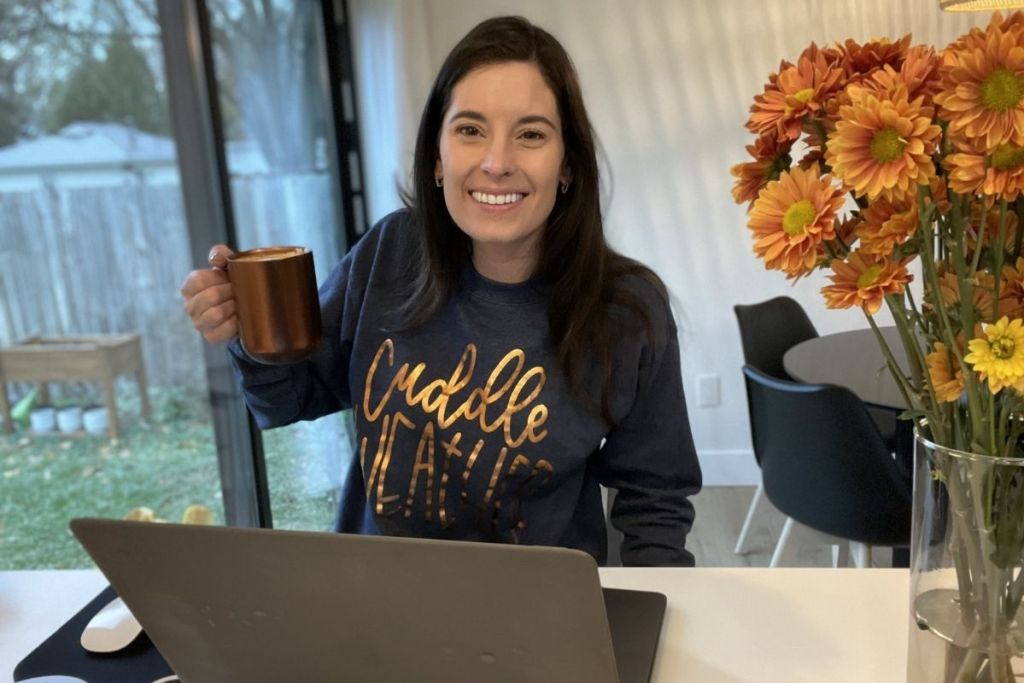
xmin=481 ymin=138 xmax=514 ymax=176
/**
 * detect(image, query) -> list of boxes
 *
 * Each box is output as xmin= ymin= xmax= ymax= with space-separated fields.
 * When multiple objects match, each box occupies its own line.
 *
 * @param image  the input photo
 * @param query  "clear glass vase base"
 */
xmin=915 ymin=588 xmax=1024 ymax=655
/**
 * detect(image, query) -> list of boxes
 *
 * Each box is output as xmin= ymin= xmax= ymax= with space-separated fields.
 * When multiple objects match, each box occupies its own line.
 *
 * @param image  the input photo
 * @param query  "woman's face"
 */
xmin=436 ymin=61 xmax=569 ymax=281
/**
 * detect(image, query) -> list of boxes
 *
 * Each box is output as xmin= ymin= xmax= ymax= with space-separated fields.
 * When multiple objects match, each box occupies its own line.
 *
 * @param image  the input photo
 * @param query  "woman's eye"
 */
xmin=520 ymin=130 xmax=546 ymax=142
xmin=456 ymin=125 xmax=481 ymax=137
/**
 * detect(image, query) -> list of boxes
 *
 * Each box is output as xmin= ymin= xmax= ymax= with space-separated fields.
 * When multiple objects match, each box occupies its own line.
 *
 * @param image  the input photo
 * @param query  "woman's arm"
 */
xmin=597 ymin=300 xmax=702 ymax=567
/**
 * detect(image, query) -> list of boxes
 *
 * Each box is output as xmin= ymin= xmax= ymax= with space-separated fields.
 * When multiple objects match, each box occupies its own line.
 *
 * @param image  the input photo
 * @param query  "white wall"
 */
xmin=350 ymin=0 xmax=988 ymax=484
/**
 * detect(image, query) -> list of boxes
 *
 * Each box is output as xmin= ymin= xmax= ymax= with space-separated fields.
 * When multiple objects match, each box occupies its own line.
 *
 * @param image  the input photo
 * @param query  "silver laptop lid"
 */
xmin=70 ymin=519 xmax=620 ymax=683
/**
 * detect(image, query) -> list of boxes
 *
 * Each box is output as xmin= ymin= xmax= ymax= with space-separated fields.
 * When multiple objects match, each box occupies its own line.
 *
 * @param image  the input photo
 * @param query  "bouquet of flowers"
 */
xmin=732 ymin=13 xmax=1024 ymax=681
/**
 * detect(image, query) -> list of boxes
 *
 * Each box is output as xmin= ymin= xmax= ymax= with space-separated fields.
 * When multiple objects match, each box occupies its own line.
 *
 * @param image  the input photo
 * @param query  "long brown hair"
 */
xmin=402 ymin=16 xmax=667 ymax=424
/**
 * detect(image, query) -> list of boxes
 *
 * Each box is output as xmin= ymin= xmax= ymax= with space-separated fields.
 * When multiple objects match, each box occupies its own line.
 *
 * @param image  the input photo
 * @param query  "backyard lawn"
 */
xmin=0 ymin=386 xmax=340 ymax=569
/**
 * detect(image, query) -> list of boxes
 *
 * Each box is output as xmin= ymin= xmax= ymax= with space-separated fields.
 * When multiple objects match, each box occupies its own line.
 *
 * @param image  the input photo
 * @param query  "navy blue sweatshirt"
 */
xmin=228 ymin=209 xmax=701 ymax=566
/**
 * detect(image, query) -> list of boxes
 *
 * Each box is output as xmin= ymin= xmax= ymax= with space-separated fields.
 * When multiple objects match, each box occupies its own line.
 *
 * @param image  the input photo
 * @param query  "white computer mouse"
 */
xmin=80 ymin=596 xmax=143 ymax=653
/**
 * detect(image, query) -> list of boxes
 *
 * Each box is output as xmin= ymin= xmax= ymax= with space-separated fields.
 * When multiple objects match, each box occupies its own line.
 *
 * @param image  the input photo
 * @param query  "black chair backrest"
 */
xmin=734 ymin=296 xmax=818 ymax=380
xmin=742 ymin=365 xmax=911 ymax=546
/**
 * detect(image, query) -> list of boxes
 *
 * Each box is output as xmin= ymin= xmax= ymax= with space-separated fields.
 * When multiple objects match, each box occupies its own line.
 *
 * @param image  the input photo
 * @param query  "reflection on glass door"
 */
xmin=206 ymin=0 xmax=355 ymax=531
xmin=0 ymin=0 xmax=223 ymax=568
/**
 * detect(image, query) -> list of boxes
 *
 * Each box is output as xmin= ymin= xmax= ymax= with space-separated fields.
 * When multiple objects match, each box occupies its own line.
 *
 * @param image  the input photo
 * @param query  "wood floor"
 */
xmin=685 ymin=486 xmax=893 ymax=568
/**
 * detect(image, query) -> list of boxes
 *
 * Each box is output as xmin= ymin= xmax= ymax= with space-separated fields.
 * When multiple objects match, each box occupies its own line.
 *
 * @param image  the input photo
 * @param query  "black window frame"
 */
xmin=156 ymin=0 xmax=365 ymax=528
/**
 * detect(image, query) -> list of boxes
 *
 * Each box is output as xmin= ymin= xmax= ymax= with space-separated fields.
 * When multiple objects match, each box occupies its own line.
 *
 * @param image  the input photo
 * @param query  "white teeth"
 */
xmin=472 ymin=191 xmax=523 ymax=206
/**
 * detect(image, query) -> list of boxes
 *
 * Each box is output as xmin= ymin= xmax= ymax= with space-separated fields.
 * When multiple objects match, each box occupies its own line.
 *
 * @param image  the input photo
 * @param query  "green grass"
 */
xmin=0 ymin=386 xmax=342 ymax=569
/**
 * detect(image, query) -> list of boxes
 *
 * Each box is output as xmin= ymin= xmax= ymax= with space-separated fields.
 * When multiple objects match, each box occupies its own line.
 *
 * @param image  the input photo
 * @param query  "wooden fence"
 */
xmin=0 ymin=173 xmax=343 ymax=388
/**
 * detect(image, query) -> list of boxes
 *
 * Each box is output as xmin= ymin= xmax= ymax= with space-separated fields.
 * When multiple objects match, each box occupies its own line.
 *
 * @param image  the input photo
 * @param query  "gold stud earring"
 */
xmin=435 ymin=175 xmax=444 ymax=188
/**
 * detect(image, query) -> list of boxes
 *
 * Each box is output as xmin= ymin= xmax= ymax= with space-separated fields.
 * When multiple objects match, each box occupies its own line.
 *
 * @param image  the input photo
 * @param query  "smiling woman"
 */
xmin=181 ymin=15 xmax=702 ymax=568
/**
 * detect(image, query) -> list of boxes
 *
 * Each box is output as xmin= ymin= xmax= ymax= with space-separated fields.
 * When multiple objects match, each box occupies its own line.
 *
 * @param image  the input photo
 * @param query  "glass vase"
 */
xmin=908 ymin=427 xmax=1024 ymax=682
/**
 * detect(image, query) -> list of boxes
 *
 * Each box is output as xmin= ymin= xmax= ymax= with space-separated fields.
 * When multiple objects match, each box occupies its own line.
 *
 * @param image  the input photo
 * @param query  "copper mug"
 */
xmin=227 ymin=246 xmax=321 ymax=364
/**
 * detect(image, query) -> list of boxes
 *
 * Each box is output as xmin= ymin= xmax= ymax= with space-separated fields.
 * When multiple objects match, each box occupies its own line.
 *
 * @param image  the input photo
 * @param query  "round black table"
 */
xmin=783 ymin=326 xmax=908 ymax=410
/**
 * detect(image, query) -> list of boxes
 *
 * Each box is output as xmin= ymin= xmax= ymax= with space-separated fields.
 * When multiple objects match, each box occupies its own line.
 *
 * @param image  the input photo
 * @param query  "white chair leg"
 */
xmin=734 ymin=482 xmax=766 ymax=555
xmin=850 ymin=542 xmax=871 ymax=568
xmin=769 ymin=517 xmax=794 ymax=568
xmin=831 ymin=543 xmax=850 ymax=568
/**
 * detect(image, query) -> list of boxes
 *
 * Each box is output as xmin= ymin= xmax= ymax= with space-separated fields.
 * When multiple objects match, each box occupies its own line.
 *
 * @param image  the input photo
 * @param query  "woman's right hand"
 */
xmin=180 ymin=245 xmax=238 ymax=345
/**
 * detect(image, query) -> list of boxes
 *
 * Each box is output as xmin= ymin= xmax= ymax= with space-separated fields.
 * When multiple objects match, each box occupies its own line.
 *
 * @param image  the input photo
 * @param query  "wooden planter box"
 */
xmin=0 ymin=334 xmax=151 ymax=439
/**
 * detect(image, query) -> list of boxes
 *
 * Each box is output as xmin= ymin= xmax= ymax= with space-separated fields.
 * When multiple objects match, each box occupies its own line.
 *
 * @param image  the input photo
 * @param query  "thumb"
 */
xmin=208 ymin=244 xmax=235 ymax=270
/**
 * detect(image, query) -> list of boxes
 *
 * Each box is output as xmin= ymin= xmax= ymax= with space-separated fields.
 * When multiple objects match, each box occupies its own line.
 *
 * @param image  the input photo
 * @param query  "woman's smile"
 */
xmin=470 ymin=190 xmax=527 ymax=206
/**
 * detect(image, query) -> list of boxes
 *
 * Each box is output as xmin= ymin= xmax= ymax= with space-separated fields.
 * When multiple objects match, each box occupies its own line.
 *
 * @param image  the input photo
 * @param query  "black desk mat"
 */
xmin=14 ymin=585 xmax=174 ymax=683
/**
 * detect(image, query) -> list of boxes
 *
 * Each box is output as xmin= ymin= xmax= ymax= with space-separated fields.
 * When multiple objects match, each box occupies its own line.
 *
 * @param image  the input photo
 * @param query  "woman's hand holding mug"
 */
xmin=181 ymin=245 xmax=238 ymax=345
xmin=181 ymin=244 xmax=321 ymax=363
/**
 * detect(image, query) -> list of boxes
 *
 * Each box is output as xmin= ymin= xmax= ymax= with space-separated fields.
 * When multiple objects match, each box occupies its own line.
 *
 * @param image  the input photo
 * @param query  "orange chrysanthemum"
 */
xmin=730 ymin=135 xmax=793 ymax=206
xmin=748 ymin=52 xmax=845 ymax=141
xmin=926 ymin=341 xmax=966 ymax=403
xmin=964 ymin=202 xmax=1019 ymax=254
xmin=928 ymin=265 xmax=997 ymax=323
xmin=826 ymin=86 xmax=941 ymax=201
xmin=840 ymin=35 xmax=912 ymax=81
xmin=747 ymin=165 xmax=846 ymax=279
xmin=936 ymin=21 xmax=1024 ymax=148
xmin=856 ymin=197 xmax=918 ymax=256
xmin=924 ymin=176 xmax=951 ymax=215
xmin=946 ymin=135 xmax=1024 ymax=201
xmin=835 ymin=214 xmax=862 ymax=249
xmin=821 ymin=250 xmax=913 ymax=315
xmin=999 ymin=257 xmax=1024 ymax=320
xmin=862 ymin=45 xmax=943 ymax=107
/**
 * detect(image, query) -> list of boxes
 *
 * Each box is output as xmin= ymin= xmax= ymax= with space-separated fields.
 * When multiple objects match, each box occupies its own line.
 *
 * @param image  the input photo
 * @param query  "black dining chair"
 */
xmin=732 ymin=296 xmax=898 ymax=556
xmin=732 ymin=296 xmax=818 ymax=555
xmin=742 ymin=365 xmax=912 ymax=567
xmin=734 ymin=296 xmax=818 ymax=382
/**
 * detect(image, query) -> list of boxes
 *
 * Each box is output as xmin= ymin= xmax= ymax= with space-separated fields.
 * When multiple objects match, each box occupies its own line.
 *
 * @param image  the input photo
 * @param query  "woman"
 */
xmin=181 ymin=16 xmax=701 ymax=566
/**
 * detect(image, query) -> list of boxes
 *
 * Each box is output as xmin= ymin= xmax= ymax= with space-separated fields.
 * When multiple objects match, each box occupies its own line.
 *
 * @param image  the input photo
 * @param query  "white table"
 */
xmin=0 ymin=568 xmax=910 ymax=683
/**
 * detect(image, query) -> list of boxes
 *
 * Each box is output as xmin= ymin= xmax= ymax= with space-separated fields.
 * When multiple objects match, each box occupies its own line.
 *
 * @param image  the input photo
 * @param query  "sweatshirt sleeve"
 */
xmin=227 ymin=247 xmax=357 ymax=430
xmin=597 ymin=297 xmax=702 ymax=567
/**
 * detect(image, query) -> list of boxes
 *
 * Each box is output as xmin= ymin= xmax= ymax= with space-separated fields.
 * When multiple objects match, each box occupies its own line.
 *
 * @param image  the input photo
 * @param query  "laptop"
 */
xmin=69 ymin=519 xmax=667 ymax=683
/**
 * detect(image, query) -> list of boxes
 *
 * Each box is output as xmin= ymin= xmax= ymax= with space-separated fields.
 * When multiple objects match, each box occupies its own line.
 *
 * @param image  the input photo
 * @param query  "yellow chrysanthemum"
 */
xmin=926 ymin=341 xmax=965 ymax=403
xmin=747 ymin=165 xmax=845 ymax=279
xmin=826 ymin=85 xmax=940 ymax=201
xmin=946 ymin=135 xmax=1024 ymax=201
xmin=748 ymin=52 xmax=845 ymax=141
xmin=936 ymin=21 xmax=1024 ymax=148
xmin=821 ymin=250 xmax=913 ymax=315
xmin=856 ymin=197 xmax=918 ymax=256
xmin=730 ymin=134 xmax=793 ymax=206
xmin=965 ymin=316 xmax=1024 ymax=393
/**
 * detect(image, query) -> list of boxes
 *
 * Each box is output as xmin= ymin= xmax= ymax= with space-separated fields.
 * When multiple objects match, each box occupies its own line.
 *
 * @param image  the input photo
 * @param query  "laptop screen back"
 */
xmin=70 ymin=519 xmax=621 ymax=683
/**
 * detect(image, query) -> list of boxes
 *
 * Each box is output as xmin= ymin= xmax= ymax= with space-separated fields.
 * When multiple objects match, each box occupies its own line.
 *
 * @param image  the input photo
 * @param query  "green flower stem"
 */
xmin=865 ymin=312 xmax=924 ymax=432
xmin=905 ymin=284 xmax=927 ymax=331
xmin=885 ymin=296 xmax=943 ymax=435
xmin=1014 ymin=195 xmax=1024 ymax=261
xmin=992 ymin=199 xmax=1009 ymax=323
xmin=990 ymin=392 xmax=998 ymax=457
xmin=947 ymin=193 xmax=989 ymax=450
xmin=919 ymin=189 xmax=985 ymax=449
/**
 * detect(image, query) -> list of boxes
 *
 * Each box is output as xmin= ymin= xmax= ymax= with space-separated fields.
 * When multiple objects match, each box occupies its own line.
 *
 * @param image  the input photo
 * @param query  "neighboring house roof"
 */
xmin=0 ymin=122 xmax=268 ymax=175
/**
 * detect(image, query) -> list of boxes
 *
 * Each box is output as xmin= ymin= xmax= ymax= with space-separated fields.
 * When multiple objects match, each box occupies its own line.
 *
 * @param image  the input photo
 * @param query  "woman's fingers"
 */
xmin=195 ymin=297 xmax=237 ymax=332
xmin=203 ymin=315 xmax=239 ymax=345
xmin=184 ymin=282 xmax=234 ymax=321
xmin=181 ymin=267 xmax=238 ymax=343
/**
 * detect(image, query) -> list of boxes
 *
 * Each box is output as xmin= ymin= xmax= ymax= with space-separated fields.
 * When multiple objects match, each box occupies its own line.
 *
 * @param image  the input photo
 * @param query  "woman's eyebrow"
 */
xmin=448 ymin=110 xmax=558 ymax=129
